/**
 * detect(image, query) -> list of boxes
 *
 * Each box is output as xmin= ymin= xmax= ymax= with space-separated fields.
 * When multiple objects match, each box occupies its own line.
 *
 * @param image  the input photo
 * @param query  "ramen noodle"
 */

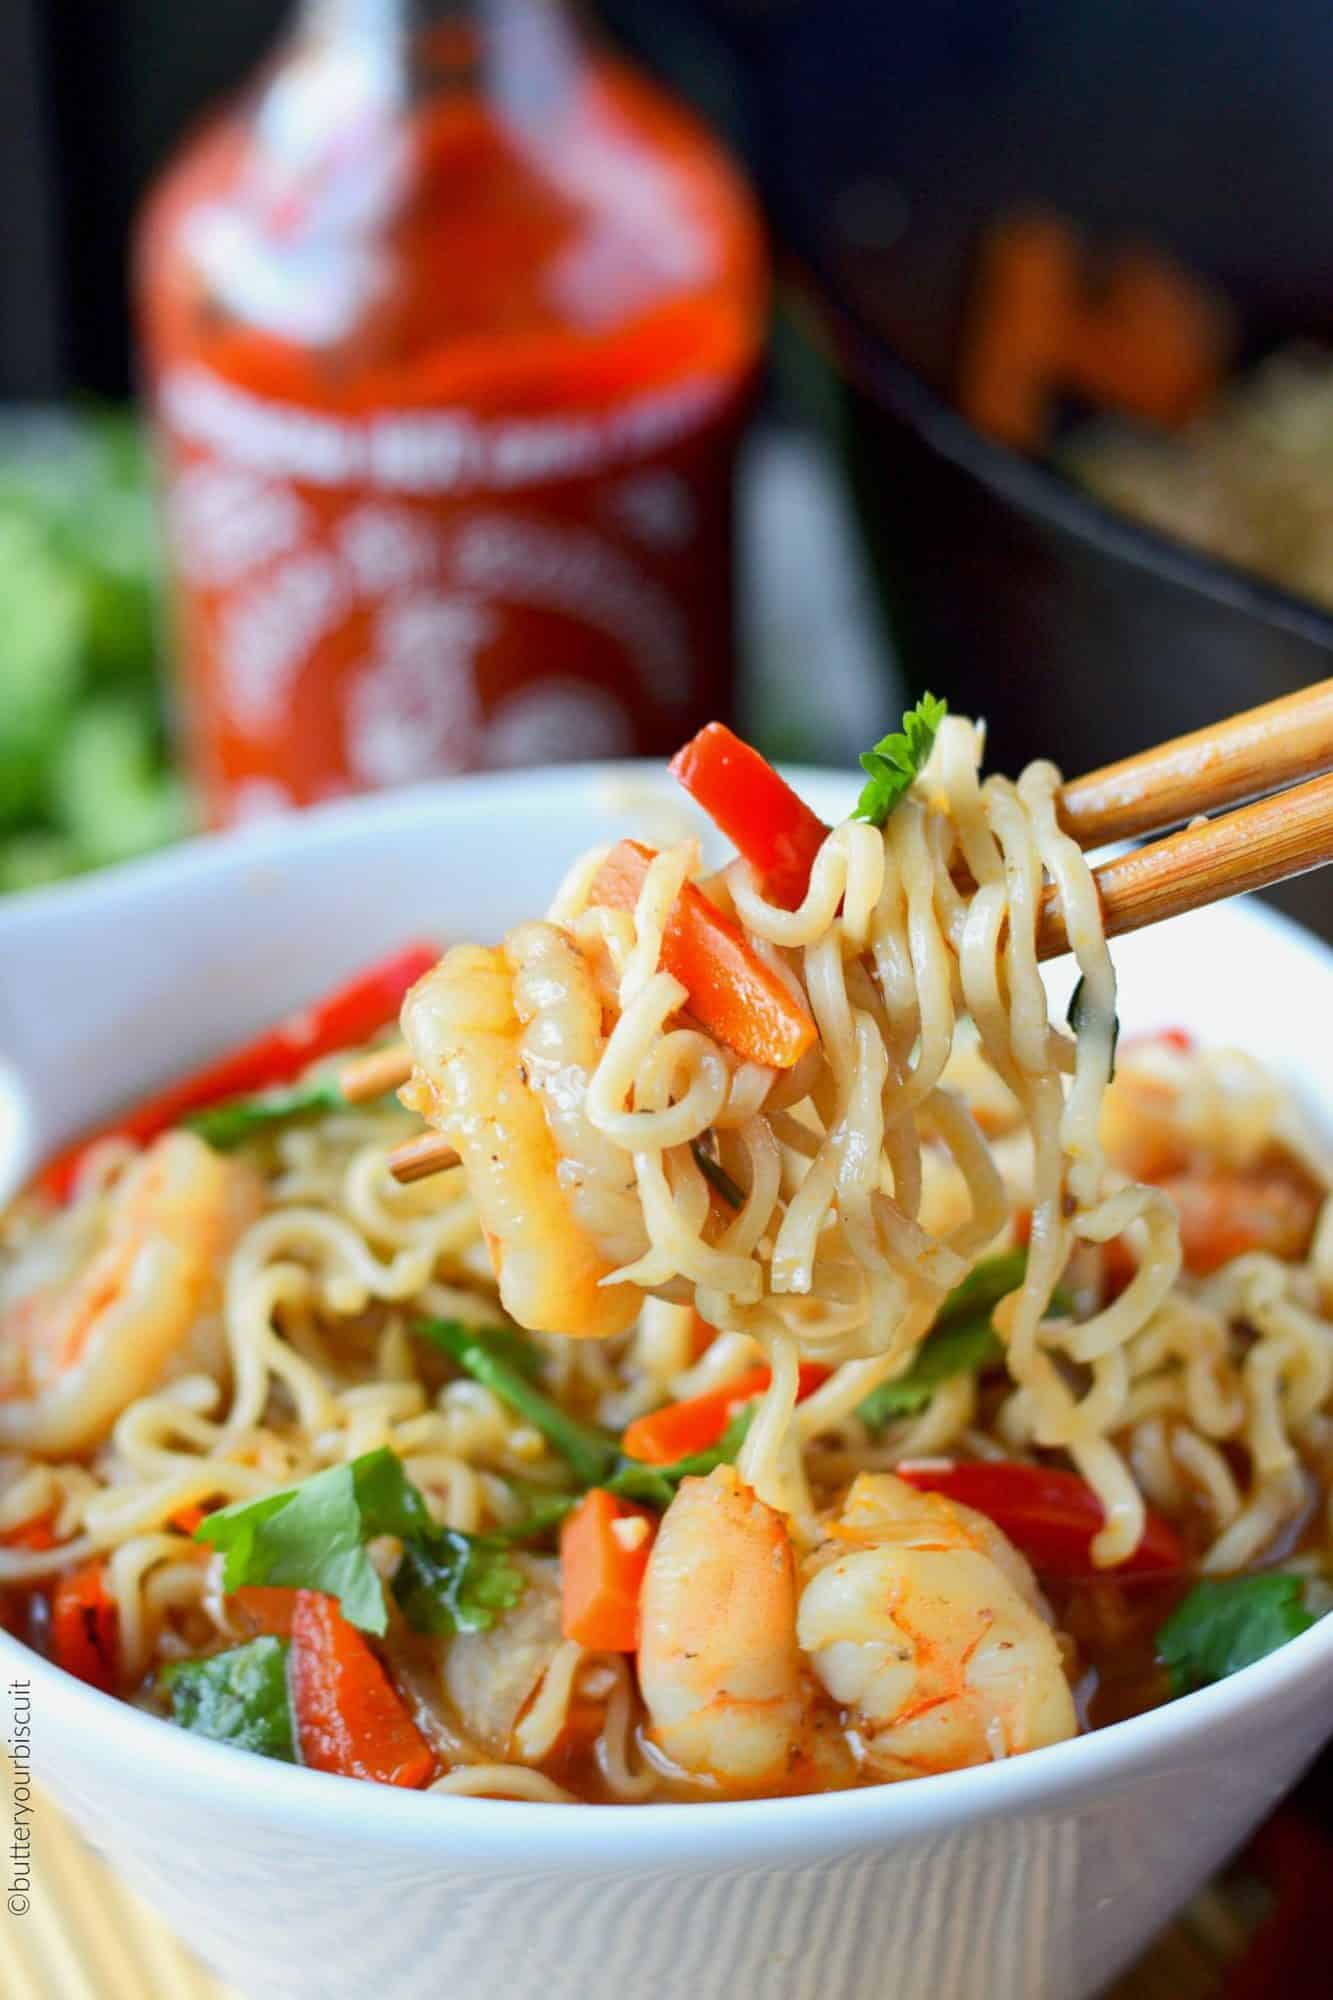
xmin=1 ymin=709 xmax=1329 ymax=1802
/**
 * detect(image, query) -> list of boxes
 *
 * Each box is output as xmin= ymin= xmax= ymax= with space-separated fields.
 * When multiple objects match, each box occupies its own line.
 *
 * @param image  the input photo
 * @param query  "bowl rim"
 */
xmin=6 ymin=1605 xmax=1332 ymax=1863
xmin=4 ymin=765 xmax=1333 ymax=1862
xmin=789 ymin=238 xmax=1333 ymax=657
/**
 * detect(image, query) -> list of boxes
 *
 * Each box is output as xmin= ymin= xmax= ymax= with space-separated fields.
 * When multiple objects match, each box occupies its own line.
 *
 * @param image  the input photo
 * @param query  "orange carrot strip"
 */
xmin=227 ymin=1585 xmax=300 ymax=1639
xmin=689 ymin=1312 xmax=718 ymax=1361
xmin=588 ymin=840 xmax=816 ymax=1069
xmin=51 ymin=1561 xmax=118 ymax=1692
xmin=621 ymin=1362 xmax=831 ymax=1466
xmin=1160 ymin=1173 xmax=1320 ymax=1278
xmin=289 ymin=1591 xmax=433 ymax=1788
xmin=560 ymin=1491 xmax=656 ymax=1651
xmin=1 ymin=1511 xmax=59 ymax=1552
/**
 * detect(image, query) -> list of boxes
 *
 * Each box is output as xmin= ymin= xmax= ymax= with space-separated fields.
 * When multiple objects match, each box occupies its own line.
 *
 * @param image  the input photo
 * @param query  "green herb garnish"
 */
xmin=1066 ymin=975 xmax=1121 ymax=1080
xmin=853 ymin=694 xmax=947 ymax=827
xmin=498 ymin=1488 xmax=582 ymax=1541
xmin=160 ymin=1637 xmax=295 ymax=1761
xmin=196 ymin=1448 xmax=434 ymax=1635
xmin=1157 ymin=1574 xmax=1316 ymax=1696
xmin=416 ymin=1320 xmax=621 ymax=1489
xmin=185 ymin=1077 xmax=351 ymax=1149
xmin=392 ymin=1530 xmax=527 ymax=1638
xmin=856 ymin=1250 xmax=1072 ymax=1431
xmin=690 ymin=1137 xmax=745 ymax=1210
xmin=933 ymin=1248 xmax=1029 ymax=1328
xmin=197 ymin=1445 xmax=530 ymax=1639
xmin=858 ymin=1318 xmax=1004 ymax=1426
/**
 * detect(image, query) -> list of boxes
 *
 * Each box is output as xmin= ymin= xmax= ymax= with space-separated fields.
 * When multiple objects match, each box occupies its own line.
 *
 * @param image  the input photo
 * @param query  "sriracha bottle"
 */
xmin=136 ymin=0 xmax=766 ymax=825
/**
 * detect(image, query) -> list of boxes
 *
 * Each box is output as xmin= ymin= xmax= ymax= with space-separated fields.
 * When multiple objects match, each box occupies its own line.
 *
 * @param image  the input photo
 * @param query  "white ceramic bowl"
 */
xmin=2 ymin=766 xmax=1332 ymax=2000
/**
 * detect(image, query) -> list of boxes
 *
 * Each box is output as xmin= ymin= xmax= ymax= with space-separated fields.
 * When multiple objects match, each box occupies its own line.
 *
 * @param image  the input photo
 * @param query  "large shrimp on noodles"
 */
xmin=0 ymin=1132 xmax=261 ymax=1455
xmin=638 ymin=1465 xmax=1077 ymax=1793
xmin=401 ymin=924 xmax=648 ymax=1338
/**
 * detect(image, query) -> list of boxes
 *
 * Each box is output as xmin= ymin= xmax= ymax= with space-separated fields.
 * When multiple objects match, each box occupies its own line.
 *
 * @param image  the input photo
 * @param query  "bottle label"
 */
xmin=155 ymin=363 xmax=747 ymax=824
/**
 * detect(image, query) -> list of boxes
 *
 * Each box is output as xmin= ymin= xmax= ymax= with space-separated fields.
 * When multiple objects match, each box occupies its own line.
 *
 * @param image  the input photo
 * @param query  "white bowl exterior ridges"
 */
xmin=2 ymin=763 xmax=1332 ymax=2000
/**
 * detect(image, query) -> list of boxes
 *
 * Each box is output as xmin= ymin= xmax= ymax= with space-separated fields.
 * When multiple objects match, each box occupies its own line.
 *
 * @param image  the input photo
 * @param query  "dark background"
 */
xmin=0 ymin=0 xmax=776 ymax=401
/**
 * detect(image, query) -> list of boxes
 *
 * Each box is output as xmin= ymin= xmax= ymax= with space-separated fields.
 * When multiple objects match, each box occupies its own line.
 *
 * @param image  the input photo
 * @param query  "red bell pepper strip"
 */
xmin=621 ymin=1362 xmax=832 ymax=1466
xmin=588 ymin=841 xmax=816 ymax=1069
xmin=50 ymin=1561 xmax=119 ymax=1692
xmin=898 ymin=1460 xmax=1186 ymax=1578
xmin=39 ymin=942 xmax=438 ymax=1202
xmin=670 ymin=723 xmax=829 ymax=910
xmin=289 ymin=1591 xmax=433 ymax=1788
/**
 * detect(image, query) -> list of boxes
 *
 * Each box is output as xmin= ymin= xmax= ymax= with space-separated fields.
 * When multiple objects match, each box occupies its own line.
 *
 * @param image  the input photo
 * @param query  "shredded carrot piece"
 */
xmin=227 ymin=1585 xmax=300 ymax=1639
xmin=588 ymin=839 xmax=816 ymax=1068
xmin=560 ymin=1491 xmax=656 ymax=1651
xmin=51 ymin=1561 xmax=118 ymax=1692
xmin=289 ymin=1591 xmax=433 ymax=1787
xmin=621 ymin=1362 xmax=831 ymax=1465
xmin=1 ymin=1511 xmax=59 ymax=1552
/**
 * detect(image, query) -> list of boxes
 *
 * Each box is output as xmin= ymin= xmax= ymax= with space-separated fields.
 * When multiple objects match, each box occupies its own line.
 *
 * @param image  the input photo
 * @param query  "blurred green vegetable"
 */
xmin=0 ymin=405 xmax=189 ymax=890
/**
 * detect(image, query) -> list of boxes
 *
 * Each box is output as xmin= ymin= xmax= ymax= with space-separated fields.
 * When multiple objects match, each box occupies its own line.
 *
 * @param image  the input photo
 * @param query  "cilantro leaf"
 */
xmin=1066 ymin=976 xmax=1121 ymax=1080
xmin=605 ymin=1405 xmax=757 ymax=1509
xmin=196 ymin=1447 xmax=432 ymax=1635
xmin=416 ymin=1320 xmax=620 ymax=1487
xmin=392 ymin=1530 xmax=526 ymax=1637
xmin=1157 ymin=1574 xmax=1316 ymax=1696
xmin=161 ymin=1637 xmax=295 ymax=1761
xmin=853 ymin=694 xmax=947 ymax=827
xmin=497 ymin=1486 xmax=581 ymax=1541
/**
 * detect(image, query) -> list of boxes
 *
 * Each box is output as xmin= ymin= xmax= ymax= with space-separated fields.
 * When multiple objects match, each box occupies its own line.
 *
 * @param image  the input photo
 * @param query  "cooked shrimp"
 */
xmin=638 ymin=1465 xmax=1076 ymax=1793
xmin=1101 ymin=1064 xmax=1192 ymax=1183
xmin=1160 ymin=1170 xmax=1319 ymax=1275
xmin=797 ymin=1474 xmax=1077 ymax=1779
xmin=637 ymin=1464 xmax=819 ymax=1793
xmin=402 ymin=929 xmax=646 ymax=1338
xmin=0 ymin=1132 xmax=261 ymax=1456
xmin=1100 ymin=1048 xmax=1319 ymax=1273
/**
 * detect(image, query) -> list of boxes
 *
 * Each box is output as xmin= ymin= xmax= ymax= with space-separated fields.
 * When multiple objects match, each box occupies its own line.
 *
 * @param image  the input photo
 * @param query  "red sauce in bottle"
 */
xmin=136 ymin=4 xmax=766 ymax=825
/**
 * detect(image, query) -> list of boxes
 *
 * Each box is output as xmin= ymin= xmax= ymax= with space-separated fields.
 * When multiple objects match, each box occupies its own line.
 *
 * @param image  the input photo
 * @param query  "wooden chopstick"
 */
xmin=1057 ymin=677 xmax=1333 ymax=848
xmin=337 ymin=1046 xmax=457 ymax=1175
xmin=384 ymin=1131 xmax=461 ymax=1183
xmin=1036 ymin=768 xmax=1333 ymax=960
xmin=340 ymin=1044 xmax=413 ymax=1103
xmin=368 ymin=687 xmax=1333 ymax=1183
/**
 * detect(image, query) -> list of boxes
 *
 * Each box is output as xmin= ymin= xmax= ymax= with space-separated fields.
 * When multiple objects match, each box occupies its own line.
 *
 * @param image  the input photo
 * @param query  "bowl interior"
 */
xmin=2 ymin=765 xmax=1333 ymax=1853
